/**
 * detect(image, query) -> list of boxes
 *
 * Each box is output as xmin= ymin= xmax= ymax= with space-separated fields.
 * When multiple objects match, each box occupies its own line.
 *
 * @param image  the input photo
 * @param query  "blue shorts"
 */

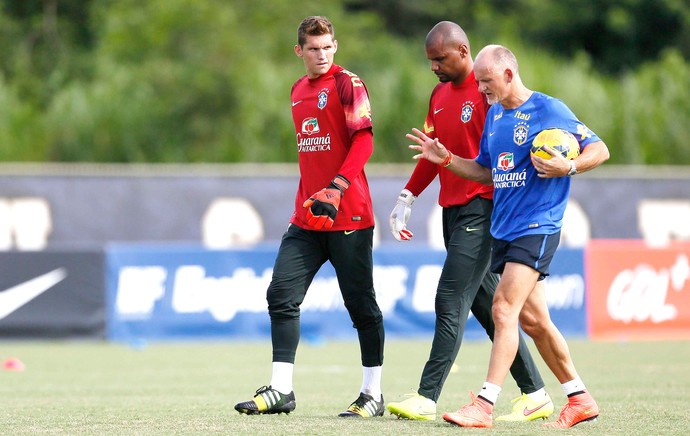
xmin=490 ymin=232 xmax=561 ymax=281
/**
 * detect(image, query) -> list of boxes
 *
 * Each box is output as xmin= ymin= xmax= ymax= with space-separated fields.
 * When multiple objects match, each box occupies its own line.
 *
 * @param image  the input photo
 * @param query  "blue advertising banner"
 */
xmin=544 ymin=248 xmax=587 ymax=337
xmin=106 ymin=244 xmax=586 ymax=342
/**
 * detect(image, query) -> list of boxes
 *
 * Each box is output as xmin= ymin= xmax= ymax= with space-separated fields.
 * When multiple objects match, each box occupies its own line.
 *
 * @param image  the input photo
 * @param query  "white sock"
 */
xmin=561 ymin=377 xmax=587 ymax=396
xmin=479 ymin=381 xmax=501 ymax=404
xmin=525 ymin=387 xmax=548 ymax=401
xmin=360 ymin=366 xmax=382 ymax=401
xmin=270 ymin=361 xmax=294 ymax=394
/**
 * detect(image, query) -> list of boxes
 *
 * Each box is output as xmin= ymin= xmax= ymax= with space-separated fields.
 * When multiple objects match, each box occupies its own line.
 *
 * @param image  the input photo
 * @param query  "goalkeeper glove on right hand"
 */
xmin=303 ymin=175 xmax=350 ymax=230
xmin=389 ymin=189 xmax=416 ymax=241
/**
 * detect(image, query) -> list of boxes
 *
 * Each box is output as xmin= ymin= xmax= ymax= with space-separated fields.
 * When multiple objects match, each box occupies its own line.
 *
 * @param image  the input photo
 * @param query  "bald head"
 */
xmin=424 ymin=21 xmax=473 ymax=85
xmin=474 ymin=44 xmax=530 ymax=108
xmin=425 ymin=21 xmax=470 ymax=52
xmin=475 ymin=44 xmax=518 ymax=74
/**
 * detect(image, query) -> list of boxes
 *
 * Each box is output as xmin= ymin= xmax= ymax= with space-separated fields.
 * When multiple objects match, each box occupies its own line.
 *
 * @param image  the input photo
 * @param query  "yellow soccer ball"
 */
xmin=530 ymin=128 xmax=580 ymax=160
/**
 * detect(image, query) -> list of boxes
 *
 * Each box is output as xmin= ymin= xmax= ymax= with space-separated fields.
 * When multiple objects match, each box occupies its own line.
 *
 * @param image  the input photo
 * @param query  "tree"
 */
xmin=346 ymin=0 xmax=690 ymax=73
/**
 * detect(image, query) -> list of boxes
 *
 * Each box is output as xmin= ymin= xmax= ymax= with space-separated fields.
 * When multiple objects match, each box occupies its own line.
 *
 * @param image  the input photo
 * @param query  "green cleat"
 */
xmin=496 ymin=393 xmax=554 ymax=422
xmin=338 ymin=393 xmax=384 ymax=418
xmin=387 ymin=393 xmax=436 ymax=420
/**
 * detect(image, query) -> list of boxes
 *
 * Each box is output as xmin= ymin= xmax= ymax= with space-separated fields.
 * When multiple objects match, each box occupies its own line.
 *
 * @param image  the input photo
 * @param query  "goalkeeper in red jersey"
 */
xmin=386 ymin=21 xmax=553 ymax=423
xmin=235 ymin=16 xmax=385 ymax=418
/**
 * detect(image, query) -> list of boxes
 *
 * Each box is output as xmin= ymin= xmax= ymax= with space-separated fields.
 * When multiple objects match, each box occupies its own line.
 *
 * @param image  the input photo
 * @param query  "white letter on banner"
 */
xmin=412 ymin=265 xmax=442 ymax=312
xmin=116 ymin=266 xmax=167 ymax=318
xmin=172 ymin=266 xmax=207 ymax=313
xmin=545 ymin=274 xmax=585 ymax=310
xmin=302 ymin=277 xmax=343 ymax=311
xmin=606 ymin=256 xmax=689 ymax=324
xmin=372 ymin=266 xmax=408 ymax=314
xmin=209 ymin=268 xmax=272 ymax=322
xmin=172 ymin=265 xmax=271 ymax=322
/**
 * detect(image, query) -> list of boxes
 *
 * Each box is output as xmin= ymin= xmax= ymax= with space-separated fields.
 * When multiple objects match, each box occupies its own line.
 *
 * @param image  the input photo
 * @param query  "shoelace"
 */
xmin=457 ymin=394 xmax=490 ymax=417
xmin=510 ymin=394 xmax=528 ymax=405
xmin=348 ymin=404 xmax=364 ymax=413
xmin=458 ymin=402 xmax=478 ymax=413
xmin=255 ymin=386 xmax=270 ymax=395
xmin=350 ymin=397 xmax=370 ymax=411
xmin=349 ymin=395 xmax=380 ymax=415
xmin=554 ymin=402 xmax=574 ymax=422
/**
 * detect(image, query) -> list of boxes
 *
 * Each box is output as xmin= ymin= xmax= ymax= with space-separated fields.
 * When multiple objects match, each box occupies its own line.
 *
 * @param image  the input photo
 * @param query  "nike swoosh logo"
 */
xmin=489 ymin=131 xmax=495 ymax=136
xmin=344 ymin=230 xmax=356 ymax=235
xmin=523 ymin=401 xmax=551 ymax=416
xmin=0 ymin=268 xmax=67 ymax=320
xmin=465 ymin=227 xmax=481 ymax=232
xmin=292 ymin=100 xmax=302 ymax=107
xmin=434 ymin=108 xmax=444 ymax=115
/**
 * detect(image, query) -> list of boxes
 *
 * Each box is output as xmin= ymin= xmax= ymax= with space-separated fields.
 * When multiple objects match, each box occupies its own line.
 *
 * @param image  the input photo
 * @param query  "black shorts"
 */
xmin=490 ymin=232 xmax=561 ymax=281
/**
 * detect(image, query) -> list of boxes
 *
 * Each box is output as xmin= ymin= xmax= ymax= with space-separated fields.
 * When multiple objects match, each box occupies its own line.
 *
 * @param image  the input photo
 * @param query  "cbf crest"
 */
xmin=460 ymin=101 xmax=474 ymax=124
xmin=317 ymin=88 xmax=329 ymax=110
xmin=513 ymin=121 xmax=529 ymax=146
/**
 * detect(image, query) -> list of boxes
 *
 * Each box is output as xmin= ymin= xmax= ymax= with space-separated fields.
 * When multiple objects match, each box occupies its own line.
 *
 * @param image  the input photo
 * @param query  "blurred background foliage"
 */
xmin=0 ymin=0 xmax=689 ymax=164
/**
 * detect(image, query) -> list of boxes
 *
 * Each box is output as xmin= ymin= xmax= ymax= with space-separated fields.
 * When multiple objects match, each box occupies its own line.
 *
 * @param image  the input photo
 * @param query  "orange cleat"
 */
xmin=543 ymin=391 xmax=599 ymax=428
xmin=442 ymin=392 xmax=494 ymax=428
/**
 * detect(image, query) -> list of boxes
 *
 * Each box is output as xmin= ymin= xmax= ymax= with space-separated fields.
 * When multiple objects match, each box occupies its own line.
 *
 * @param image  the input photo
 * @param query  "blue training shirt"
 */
xmin=476 ymin=92 xmax=600 ymax=242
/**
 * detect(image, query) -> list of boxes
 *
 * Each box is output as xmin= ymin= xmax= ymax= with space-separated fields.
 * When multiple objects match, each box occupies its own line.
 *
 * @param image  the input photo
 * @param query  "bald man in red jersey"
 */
xmin=387 ymin=21 xmax=553 ymax=424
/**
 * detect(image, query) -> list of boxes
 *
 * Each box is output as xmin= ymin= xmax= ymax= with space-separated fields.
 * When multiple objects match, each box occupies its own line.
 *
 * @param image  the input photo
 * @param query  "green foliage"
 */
xmin=622 ymin=49 xmax=690 ymax=164
xmin=0 ymin=74 xmax=47 ymax=160
xmin=350 ymin=0 xmax=690 ymax=74
xmin=0 ymin=0 xmax=689 ymax=164
xmin=515 ymin=0 xmax=687 ymax=74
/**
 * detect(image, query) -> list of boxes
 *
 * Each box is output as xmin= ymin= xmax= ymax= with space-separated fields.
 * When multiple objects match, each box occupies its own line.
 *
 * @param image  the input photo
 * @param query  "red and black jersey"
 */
xmin=289 ymin=64 xmax=375 ymax=231
xmin=405 ymin=70 xmax=493 ymax=207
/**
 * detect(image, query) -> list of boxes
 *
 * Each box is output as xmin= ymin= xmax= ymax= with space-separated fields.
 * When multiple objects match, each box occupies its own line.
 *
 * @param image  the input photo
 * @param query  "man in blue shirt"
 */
xmin=407 ymin=44 xmax=610 ymax=429
xmin=386 ymin=21 xmax=553 ymax=424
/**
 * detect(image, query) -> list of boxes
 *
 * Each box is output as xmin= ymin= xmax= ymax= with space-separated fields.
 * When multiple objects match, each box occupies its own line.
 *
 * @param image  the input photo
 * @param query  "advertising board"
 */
xmin=587 ymin=241 xmax=690 ymax=340
xmin=106 ymin=245 xmax=586 ymax=341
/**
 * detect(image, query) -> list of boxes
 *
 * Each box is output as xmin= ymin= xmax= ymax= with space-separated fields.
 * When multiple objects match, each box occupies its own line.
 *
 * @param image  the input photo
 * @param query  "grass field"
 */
xmin=1 ymin=338 xmax=688 ymax=435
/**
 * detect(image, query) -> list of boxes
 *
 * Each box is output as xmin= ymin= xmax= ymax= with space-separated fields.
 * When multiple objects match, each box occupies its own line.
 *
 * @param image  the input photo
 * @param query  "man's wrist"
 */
xmin=440 ymin=152 xmax=454 ymax=168
xmin=399 ymin=189 xmax=416 ymax=206
xmin=330 ymin=174 xmax=351 ymax=192
xmin=567 ymin=160 xmax=577 ymax=176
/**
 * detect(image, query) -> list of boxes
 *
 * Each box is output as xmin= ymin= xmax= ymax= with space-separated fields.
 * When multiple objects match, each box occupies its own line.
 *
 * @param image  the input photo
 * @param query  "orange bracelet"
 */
xmin=440 ymin=153 xmax=454 ymax=168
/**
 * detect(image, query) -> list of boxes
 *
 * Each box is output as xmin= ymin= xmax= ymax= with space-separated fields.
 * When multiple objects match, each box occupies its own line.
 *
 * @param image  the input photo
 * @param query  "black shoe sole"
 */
xmin=235 ymin=401 xmax=296 ymax=415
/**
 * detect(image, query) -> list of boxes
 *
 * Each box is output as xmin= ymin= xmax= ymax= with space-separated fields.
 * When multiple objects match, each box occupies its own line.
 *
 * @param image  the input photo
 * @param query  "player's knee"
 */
xmin=491 ymin=299 xmax=519 ymax=328
xmin=267 ymin=298 xmax=300 ymax=319
xmin=351 ymin=311 xmax=383 ymax=331
xmin=435 ymin=298 xmax=463 ymax=317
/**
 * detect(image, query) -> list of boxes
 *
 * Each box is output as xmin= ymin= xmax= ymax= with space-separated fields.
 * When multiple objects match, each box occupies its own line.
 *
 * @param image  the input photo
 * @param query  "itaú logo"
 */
xmin=607 ymin=254 xmax=689 ymax=324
